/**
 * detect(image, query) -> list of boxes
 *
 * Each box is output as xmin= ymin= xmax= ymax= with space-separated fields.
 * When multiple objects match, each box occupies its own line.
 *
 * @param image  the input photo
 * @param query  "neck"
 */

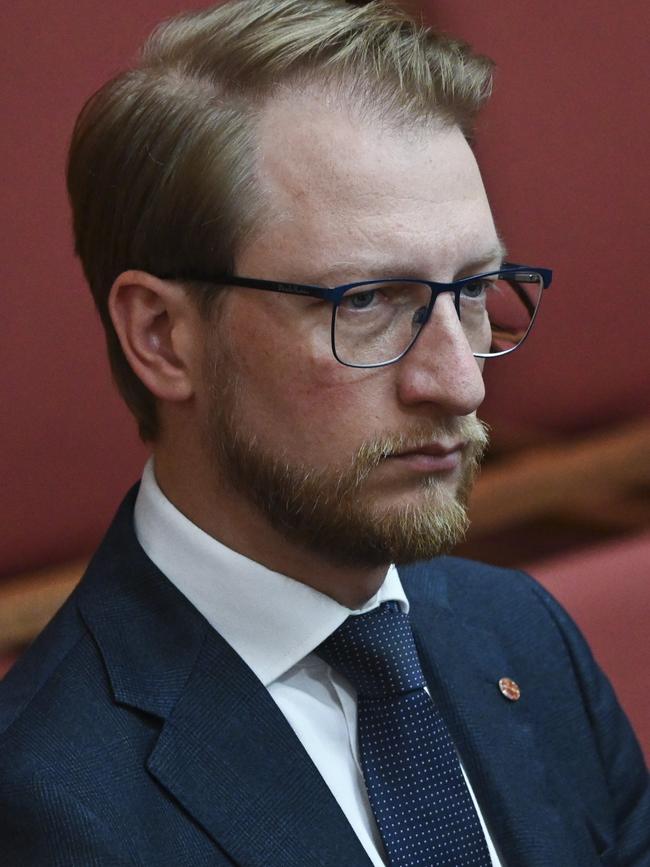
xmin=152 ymin=447 xmax=389 ymax=609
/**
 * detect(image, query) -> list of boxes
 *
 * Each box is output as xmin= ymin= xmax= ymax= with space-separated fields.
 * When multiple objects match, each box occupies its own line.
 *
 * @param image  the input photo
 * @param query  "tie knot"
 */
xmin=316 ymin=601 xmax=426 ymax=697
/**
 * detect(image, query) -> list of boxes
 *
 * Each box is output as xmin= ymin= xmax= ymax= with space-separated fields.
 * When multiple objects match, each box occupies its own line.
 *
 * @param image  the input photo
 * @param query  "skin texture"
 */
xmin=109 ymin=91 xmax=502 ymax=607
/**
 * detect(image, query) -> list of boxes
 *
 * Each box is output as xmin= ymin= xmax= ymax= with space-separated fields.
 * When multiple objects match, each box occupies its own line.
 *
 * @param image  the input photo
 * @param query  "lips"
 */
xmin=392 ymin=442 xmax=465 ymax=459
xmin=388 ymin=441 xmax=465 ymax=473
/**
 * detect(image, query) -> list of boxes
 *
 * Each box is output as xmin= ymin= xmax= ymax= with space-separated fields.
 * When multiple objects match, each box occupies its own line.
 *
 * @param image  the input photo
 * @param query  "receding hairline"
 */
xmin=235 ymin=77 xmax=469 ymax=246
xmin=258 ymin=72 xmax=462 ymax=129
xmin=232 ymin=91 xmax=503 ymax=291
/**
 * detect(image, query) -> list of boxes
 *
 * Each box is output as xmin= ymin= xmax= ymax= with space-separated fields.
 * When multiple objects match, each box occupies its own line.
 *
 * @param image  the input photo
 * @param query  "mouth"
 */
xmin=387 ymin=441 xmax=466 ymax=473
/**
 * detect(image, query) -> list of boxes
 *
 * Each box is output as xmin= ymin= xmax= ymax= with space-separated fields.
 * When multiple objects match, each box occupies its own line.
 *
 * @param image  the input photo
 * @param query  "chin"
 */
xmin=372 ymin=474 xmax=462 ymax=512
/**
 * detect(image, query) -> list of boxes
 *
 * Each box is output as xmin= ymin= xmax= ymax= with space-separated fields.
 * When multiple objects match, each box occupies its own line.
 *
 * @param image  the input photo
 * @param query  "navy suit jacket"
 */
xmin=1 ymin=487 xmax=648 ymax=866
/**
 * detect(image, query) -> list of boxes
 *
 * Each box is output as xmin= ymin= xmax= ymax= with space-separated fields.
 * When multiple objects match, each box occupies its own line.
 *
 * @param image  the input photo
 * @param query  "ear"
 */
xmin=108 ymin=270 xmax=202 ymax=403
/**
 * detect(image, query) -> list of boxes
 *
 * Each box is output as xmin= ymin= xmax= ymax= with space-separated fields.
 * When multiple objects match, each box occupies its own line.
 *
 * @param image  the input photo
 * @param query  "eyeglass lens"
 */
xmin=332 ymin=272 xmax=543 ymax=366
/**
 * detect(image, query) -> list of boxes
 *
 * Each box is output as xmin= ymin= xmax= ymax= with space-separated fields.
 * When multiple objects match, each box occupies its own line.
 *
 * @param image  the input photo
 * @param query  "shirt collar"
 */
xmin=134 ymin=457 xmax=409 ymax=686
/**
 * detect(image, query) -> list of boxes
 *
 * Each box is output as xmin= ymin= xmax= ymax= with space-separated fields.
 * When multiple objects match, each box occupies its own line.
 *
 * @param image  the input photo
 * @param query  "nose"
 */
xmin=395 ymin=292 xmax=485 ymax=416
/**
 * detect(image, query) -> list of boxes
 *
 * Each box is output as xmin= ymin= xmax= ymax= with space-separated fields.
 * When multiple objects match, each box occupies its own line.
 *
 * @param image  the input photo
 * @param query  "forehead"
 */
xmin=241 ymin=90 xmax=499 ymax=280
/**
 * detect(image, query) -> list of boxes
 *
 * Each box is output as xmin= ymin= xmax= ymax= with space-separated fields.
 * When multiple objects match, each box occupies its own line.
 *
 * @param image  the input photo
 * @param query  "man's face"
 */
xmin=197 ymin=93 xmax=500 ymax=567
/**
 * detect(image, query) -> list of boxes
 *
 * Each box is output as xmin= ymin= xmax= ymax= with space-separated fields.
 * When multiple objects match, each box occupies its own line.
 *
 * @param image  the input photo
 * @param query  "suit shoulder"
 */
xmin=400 ymin=554 xmax=592 ymax=657
xmin=0 ymin=588 xmax=123 ymax=780
xmin=0 ymin=593 xmax=87 ymax=735
xmin=401 ymin=554 xmax=546 ymax=608
xmin=429 ymin=554 xmax=529 ymax=587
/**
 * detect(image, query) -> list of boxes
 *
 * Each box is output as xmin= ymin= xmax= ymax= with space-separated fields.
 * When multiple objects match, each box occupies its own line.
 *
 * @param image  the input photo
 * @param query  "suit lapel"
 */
xmin=78 ymin=490 xmax=371 ymax=867
xmin=146 ymin=627 xmax=372 ymax=867
xmin=402 ymin=561 xmax=601 ymax=867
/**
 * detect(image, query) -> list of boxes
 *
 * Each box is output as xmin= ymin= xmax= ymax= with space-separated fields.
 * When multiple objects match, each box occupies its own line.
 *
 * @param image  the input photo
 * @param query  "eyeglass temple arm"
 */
xmin=189 ymin=274 xmax=333 ymax=300
xmin=158 ymin=266 xmax=552 ymax=310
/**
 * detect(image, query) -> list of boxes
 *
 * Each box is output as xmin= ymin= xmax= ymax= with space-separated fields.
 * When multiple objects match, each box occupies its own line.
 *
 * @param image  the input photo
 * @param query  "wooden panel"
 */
xmin=469 ymin=418 xmax=650 ymax=535
xmin=0 ymin=561 xmax=84 ymax=654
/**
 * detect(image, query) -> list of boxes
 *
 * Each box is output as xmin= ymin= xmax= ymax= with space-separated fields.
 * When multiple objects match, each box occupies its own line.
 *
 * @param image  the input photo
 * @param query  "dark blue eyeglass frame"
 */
xmin=157 ymin=262 xmax=553 ymax=367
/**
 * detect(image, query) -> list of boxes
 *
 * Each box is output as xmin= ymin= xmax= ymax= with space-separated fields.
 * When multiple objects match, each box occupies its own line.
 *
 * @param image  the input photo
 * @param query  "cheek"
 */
xmin=225 ymin=303 xmax=389 ymax=456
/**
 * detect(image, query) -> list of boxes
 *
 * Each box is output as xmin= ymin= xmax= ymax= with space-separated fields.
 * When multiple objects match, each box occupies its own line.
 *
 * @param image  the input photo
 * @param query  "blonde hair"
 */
xmin=67 ymin=0 xmax=493 ymax=440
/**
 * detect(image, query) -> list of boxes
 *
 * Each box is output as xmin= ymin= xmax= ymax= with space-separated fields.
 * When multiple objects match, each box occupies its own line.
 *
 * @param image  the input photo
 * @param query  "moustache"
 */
xmin=351 ymin=417 xmax=490 ymax=481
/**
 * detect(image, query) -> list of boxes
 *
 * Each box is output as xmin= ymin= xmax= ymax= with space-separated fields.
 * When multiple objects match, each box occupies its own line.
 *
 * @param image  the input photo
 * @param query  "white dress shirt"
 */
xmin=134 ymin=458 xmax=503 ymax=866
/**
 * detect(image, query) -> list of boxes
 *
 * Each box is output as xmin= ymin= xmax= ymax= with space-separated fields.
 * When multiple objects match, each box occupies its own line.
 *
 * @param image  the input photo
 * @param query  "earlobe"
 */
xmin=108 ymin=270 xmax=197 ymax=404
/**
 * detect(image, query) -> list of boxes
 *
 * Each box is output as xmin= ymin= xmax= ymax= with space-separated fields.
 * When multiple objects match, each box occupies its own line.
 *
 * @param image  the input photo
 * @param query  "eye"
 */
xmin=412 ymin=306 xmax=428 ymax=325
xmin=343 ymin=289 xmax=377 ymax=310
xmin=461 ymin=278 xmax=490 ymax=299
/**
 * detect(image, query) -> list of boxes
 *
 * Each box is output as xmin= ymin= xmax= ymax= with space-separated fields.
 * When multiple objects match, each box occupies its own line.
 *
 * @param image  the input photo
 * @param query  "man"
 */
xmin=1 ymin=0 xmax=648 ymax=864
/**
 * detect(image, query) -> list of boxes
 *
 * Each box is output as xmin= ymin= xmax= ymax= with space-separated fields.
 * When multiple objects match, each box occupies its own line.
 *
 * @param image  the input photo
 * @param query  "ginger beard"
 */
xmin=202 ymin=349 xmax=489 ymax=568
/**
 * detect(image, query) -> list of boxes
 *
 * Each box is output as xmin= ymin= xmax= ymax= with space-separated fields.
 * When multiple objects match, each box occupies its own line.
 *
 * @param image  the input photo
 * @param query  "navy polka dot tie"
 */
xmin=317 ymin=601 xmax=491 ymax=866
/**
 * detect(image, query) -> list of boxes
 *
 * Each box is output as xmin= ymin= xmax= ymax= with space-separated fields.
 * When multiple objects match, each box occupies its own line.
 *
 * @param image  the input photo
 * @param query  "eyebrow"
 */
xmin=457 ymin=239 xmax=508 ymax=278
xmin=308 ymin=239 xmax=508 ymax=287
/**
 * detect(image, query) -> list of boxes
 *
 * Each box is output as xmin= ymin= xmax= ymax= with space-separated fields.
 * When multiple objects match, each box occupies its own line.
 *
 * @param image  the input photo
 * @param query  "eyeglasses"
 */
xmin=160 ymin=263 xmax=552 ymax=368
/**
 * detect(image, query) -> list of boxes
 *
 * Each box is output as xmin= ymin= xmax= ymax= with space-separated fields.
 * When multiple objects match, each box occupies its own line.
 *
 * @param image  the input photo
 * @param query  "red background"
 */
xmin=1 ymin=0 xmax=648 ymax=578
